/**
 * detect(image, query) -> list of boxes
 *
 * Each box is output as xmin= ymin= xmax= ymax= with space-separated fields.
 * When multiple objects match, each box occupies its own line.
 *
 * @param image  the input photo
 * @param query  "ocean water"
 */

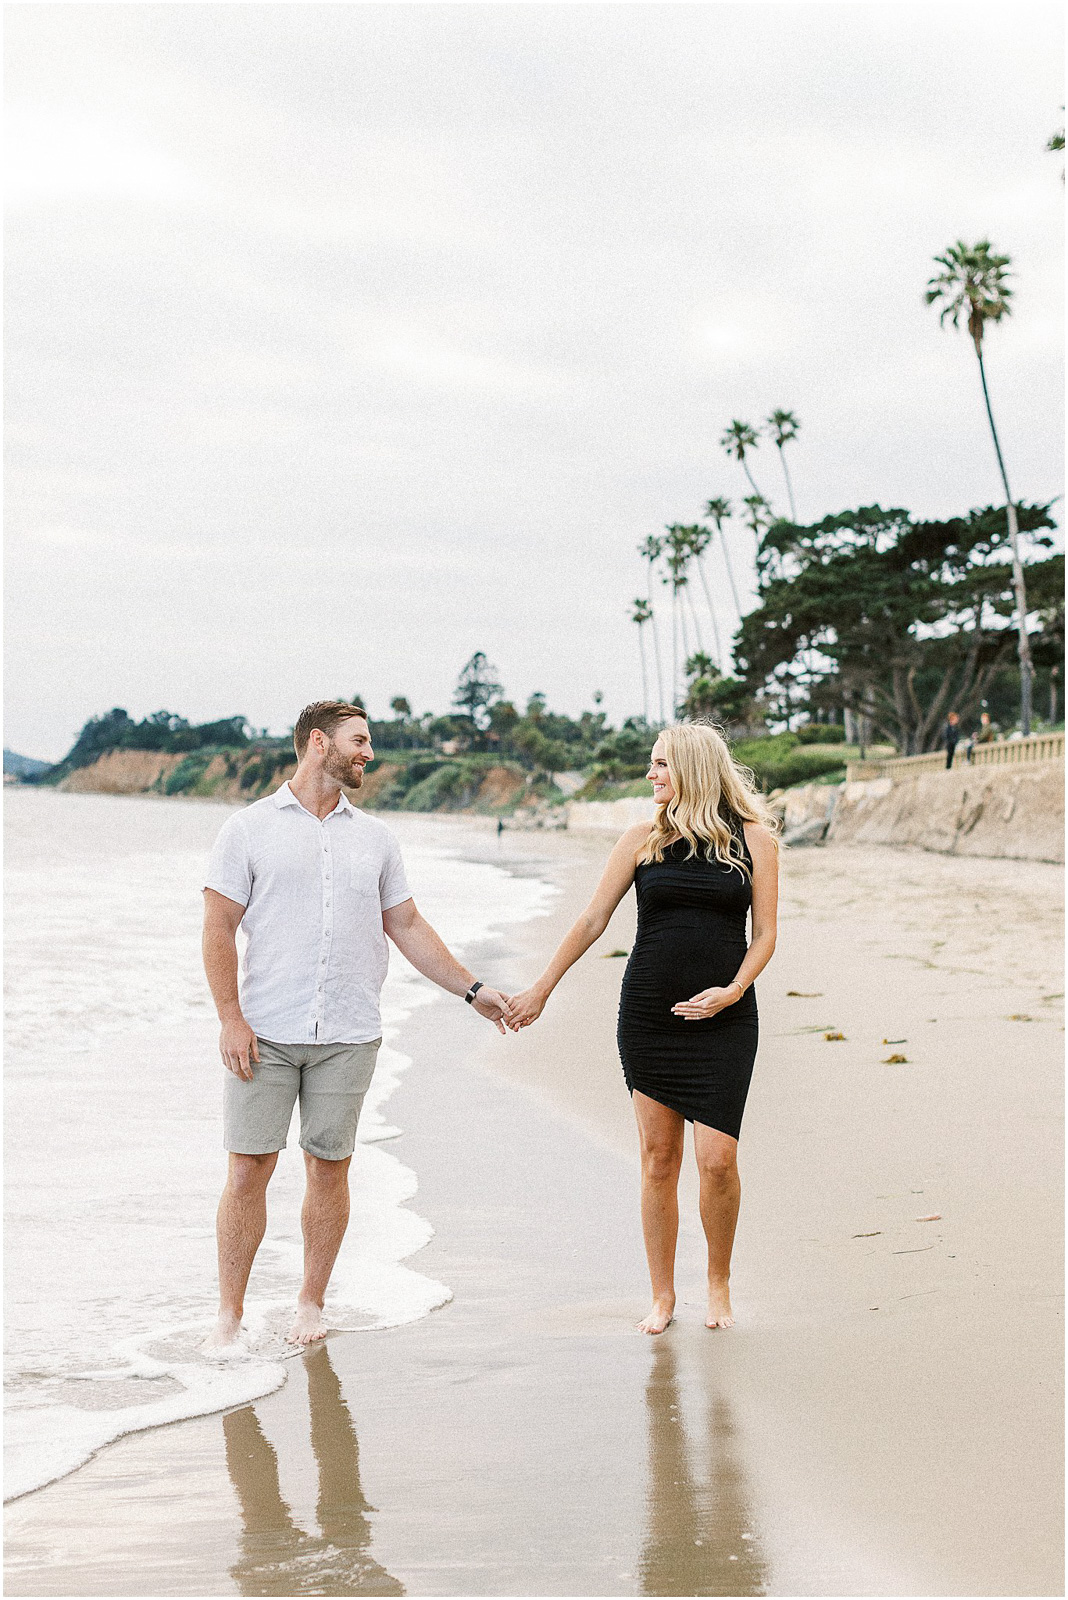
xmin=4 ymin=788 xmax=556 ymax=1502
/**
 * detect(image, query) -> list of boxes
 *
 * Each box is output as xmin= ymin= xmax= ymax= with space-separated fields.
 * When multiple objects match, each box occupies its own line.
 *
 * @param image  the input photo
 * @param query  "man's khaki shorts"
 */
xmin=223 ymin=1036 xmax=382 ymax=1161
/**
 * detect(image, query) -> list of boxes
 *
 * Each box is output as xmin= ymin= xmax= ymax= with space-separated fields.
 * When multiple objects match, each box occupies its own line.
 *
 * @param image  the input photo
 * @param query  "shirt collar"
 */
xmin=273 ymin=782 xmax=356 ymax=817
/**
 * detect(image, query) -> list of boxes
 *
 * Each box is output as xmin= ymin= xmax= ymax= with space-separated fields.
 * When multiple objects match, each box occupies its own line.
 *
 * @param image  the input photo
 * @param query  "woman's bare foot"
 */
xmin=638 ymin=1295 xmax=676 ymax=1335
xmin=201 ymin=1311 xmax=247 ymax=1356
xmin=706 ymin=1275 xmax=734 ymax=1328
xmin=287 ymin=1298 xmax=329 ymax=1345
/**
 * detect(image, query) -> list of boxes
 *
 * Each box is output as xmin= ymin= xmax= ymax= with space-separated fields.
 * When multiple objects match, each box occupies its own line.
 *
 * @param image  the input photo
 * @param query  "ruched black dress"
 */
xmin=617 ymin=829 xmax=758 ymax=1140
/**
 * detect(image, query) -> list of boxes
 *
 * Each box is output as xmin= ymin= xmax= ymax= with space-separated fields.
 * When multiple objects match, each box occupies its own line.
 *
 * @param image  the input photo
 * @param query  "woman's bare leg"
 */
xmin=633 ymin=1091 xmax=685 ymax=1334
xmin=693 ymin=1123 xmax=740 ymax=1327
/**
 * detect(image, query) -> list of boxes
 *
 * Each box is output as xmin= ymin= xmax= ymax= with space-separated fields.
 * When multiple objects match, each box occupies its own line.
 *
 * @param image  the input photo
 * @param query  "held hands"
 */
xmin=502 ymin=988 xmax=547 ymax=1030
xmin=671 ymin=984 xmax=742 ymax=1021
xmin=219 ymin=1014 xmax=259 ymax=1080
xmin=470 ymin=986 xmax=513 ymax=1036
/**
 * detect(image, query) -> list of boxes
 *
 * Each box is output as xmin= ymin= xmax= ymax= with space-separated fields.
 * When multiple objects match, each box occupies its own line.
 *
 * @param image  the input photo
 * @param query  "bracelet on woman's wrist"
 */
xmin=727 ymin=979 xmax=744 ymax=999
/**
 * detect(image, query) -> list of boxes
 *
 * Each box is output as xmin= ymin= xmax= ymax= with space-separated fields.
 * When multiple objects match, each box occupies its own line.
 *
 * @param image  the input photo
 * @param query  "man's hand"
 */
xmin=470 ymin=986 xmax=512 ymax=1036
xmin=220 ymin=1015 xmax=260 ymax=1080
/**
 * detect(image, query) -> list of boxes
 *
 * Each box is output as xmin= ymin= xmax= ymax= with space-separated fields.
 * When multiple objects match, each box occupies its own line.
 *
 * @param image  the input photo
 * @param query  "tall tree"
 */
xmin=765 ymin=408 xmax=800 ymax=520
xmin=673 ymin=524 xmax=724 ymax=671
xmin=638 ymin=534 xmax=667 ymax=722
xmin=661 ymin=530 xmax=695 ymax=715
xmin=452 ymin=651 xmax=502 ymax=731
xmin=704 ymin=496 xmax=743 ymax=621
xmin=742 ymin=493 xmax=772 ymax=556
xmin=720 ymin=420 xmax=768 ymax=503
xmin=925 ymin=239 xmax=1034 ymax=732
xmin=737 ymin=502 xmax=1056 ymax=753
xmin=389 ymin=695 xmax=412 ymax=747
xmin=665 ymin=525 xmax=705 ymax=660
xmin=631 ymin=599 xmax=653 ymax=723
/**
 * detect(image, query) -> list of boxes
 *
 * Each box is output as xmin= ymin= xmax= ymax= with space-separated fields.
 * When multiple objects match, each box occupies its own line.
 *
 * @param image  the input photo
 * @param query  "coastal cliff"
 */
xmin=50 ymin=743 xmax=1066 ymax=863
xmin=780 ymin=761 xmax=1064 ymax=864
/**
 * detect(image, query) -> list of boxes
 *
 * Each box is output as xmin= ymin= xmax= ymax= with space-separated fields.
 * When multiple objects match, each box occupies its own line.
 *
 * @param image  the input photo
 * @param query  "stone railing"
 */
xmin=846 ymin=730 xmax=1064 ymax=783
xmin=969 ymin=730 xmax=1064 ymax=766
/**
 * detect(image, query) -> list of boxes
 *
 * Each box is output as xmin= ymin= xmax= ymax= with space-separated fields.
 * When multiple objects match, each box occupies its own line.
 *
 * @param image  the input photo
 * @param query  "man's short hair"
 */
xmin=293 ymin=701 xmax=368 ymax=760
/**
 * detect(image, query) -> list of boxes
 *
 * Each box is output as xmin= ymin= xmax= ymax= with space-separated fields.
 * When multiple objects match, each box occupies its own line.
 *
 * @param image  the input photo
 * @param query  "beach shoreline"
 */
xmin=5 ymin=821 xmax=1063 ymax=1596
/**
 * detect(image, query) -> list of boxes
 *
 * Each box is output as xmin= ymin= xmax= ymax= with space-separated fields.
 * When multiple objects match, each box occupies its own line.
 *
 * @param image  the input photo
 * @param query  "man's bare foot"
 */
xmin=706 ymin=1275 xmax=734 ymax=1328
xmin=287 ymin=1298 xmax=329 ymax=1345
xmin=638 ymin=1295 xmax=675 ymax=1335
xmin=201 ymin=1311 xmax=247 ymax=1356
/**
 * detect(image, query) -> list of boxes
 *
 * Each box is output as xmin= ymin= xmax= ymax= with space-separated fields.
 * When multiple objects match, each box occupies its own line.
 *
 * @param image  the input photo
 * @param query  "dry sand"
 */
xmin=5 ymin=828 xmax=1063 ymax=1597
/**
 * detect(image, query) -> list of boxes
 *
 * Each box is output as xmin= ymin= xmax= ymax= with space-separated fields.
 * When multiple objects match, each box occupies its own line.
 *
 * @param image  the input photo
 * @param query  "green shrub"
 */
xmin=398 ymin=759 xmax=446 ymax=790
xmin=164 ymin=753 xmax=213 ymax=795
xmin=731 ymin=732 xmax=798 ymax=768
xmin=401 ymin=762 xmax=478 ymax=811
xmin=238 ymin=751 xmax=291 ymax=793
xmin=573 ymin=776 xmax=652 ymax=802
xmin=744 ymin=748 xmax=846 ymax=791
xmin=795 ymin=723 xmax=845 ymax=745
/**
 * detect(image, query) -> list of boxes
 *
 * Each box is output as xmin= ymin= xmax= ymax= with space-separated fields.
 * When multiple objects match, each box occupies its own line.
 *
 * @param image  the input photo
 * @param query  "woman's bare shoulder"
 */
xmin=742 ymin=818 xmax=779 ymax=858
xmin=619 ymin=819 xmax=655 ymax=845
xmin=608 ymin=819 xmax=655 ymax=863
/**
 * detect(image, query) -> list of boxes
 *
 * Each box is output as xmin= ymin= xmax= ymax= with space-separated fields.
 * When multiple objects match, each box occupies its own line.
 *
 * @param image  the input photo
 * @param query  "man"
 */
xmin=968 ymin=709 xmax=997 ymax=762
xmin=942 ymin=711 xmax=961 ymax=769
xmin=201 ymin=701 xmax=511 ymax=1351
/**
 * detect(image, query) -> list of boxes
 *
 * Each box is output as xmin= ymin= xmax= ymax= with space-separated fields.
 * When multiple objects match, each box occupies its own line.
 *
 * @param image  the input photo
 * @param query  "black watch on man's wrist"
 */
xmin=464 ymin=981 xmax=484 ymax=1005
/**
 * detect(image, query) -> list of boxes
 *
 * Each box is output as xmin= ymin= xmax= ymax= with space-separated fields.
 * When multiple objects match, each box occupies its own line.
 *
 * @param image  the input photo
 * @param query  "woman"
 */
xmin=505 ymin=722 xmax=779 ymax=1334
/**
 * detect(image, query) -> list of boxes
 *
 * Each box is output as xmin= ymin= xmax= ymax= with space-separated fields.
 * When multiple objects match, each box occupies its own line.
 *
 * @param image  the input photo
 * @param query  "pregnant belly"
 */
xmin=621 ymin=925 xmax=754 ymax=1029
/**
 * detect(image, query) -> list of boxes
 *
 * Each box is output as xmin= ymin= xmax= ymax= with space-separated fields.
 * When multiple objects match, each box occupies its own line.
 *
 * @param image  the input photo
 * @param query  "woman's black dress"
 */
xmin=617 ymin=830 xmax=758 ymax=1140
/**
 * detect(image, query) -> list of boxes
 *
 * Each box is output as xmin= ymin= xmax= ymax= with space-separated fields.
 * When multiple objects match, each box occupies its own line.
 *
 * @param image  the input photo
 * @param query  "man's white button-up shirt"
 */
xmin=204 ymin=782 xmax=412 ymax=1045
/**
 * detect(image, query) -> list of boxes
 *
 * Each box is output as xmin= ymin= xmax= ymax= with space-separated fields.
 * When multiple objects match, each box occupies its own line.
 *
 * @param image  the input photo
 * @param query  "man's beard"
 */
xmin=323 ymin=745 xmax=363 ymax=788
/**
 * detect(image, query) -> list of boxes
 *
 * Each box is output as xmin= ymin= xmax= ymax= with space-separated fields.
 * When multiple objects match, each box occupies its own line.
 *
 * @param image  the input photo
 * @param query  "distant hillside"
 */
xmin=42 ymin=698 xmax=869 ymax=810
xmin=4 ymin=749 xmax=52 ymax=779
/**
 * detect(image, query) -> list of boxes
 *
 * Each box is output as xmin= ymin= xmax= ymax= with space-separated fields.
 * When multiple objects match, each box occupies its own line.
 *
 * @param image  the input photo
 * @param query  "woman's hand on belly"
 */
xmin=670 ymin=985 xmax=740 ymax=1021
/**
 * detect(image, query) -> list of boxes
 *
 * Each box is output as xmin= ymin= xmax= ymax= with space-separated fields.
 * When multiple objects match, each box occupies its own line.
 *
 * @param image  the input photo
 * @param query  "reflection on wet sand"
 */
xmin=224 ymin=1343 xmax=403 ymax=1597
xmin=640 ymin=1339 xmax=767 ymax=1597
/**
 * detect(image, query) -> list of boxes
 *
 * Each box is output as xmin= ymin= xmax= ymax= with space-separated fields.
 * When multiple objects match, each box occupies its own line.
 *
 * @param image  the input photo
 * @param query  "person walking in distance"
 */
xmin=201 ymin=701 xmax=511 ymax=1351
xmin=942 ymin=711 xmax=961 ymax=770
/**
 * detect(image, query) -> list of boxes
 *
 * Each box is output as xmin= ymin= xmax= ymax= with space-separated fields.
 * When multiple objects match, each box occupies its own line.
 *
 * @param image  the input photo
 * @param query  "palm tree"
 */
xmin=390 ymin=695 xmax=412 ymax=748
xmin=742 ymin=493 xmax=772 ymax=558
xmin=926 ymin=239 xmax=1034 ymax=733
xmin=720 ymin=420 xmax=768 ymax=504
xmin=676 ymin=524 xmax=724 ymax=671
xmin=665 ymin=526 xmax=706 ymax=656
xmin=765 ymin=408 xmax=800 ymax=520
xmin=704 ymin=496 xmax=743 ymax=622
xmin=661 ymin=531 xmax=694 ymax=715
xmin=638 ymin=534 xmax=667 ymax=722
xmin=630 ymin=599 xmax=653 ymax=723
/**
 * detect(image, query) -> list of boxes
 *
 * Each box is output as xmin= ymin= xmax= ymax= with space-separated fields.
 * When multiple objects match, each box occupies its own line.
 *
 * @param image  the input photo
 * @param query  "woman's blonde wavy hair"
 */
xmin=637 ymin=720 xmax=780 ymax=874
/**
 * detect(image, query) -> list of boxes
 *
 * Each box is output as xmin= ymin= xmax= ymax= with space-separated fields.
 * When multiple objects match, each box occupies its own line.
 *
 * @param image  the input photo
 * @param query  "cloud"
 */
xmin=5 ymin=104 xmax=196 ymax=206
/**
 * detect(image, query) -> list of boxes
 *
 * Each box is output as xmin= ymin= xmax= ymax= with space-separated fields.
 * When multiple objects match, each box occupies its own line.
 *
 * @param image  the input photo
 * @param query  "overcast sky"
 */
xmin=5 ymin=2 xmax=1063 ymax=761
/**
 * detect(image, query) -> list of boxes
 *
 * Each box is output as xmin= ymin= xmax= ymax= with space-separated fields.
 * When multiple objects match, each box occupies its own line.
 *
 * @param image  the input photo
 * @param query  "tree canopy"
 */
xmin=735 ymin=502 xmax=1058 ymax=751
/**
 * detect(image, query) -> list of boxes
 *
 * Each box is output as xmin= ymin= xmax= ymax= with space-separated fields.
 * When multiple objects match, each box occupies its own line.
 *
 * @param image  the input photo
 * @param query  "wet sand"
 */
xmin=5 ymin=829 xmax=1063 ymax=1596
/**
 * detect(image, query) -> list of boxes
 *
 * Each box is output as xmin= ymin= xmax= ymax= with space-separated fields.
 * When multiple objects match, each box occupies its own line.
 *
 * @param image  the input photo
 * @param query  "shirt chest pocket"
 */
xmin=347 ymin=860 xmax=381 ymax=900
